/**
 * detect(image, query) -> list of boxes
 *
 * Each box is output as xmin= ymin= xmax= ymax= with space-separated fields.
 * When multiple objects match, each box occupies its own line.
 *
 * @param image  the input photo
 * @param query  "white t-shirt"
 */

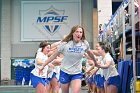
xmin=86 ymin=62 xmax=91 ymax=72
xmin=31 ymin=52 xmax=48 ymax=78
xmin=96 ymin=56 xmax=103 ymax=76
xmin=47 ymin=66 xmax=60 ymax=80
xmin=102 ymin=53 xmax=119 ymax=80
xmin=54 ymin=66 xmax=60 ymax=80
xmin=58 ymin=40 xmax=90 ymax=74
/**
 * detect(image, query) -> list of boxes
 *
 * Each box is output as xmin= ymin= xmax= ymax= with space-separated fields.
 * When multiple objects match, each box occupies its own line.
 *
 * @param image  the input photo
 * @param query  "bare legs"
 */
xmin=49 ymin=78 xmax=60 ymax=93
xmin=60 ymin=79 xmax=81 ymax=93
xmin=35 ymin=83 xmax=48 ymax=93
xmin=61 ymin=83 xmax=70 ymax=93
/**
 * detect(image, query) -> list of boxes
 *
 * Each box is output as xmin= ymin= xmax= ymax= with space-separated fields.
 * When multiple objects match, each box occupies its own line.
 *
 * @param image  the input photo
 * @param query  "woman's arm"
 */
xmin=87 ymin=50 xmax=98 ymax=65
xmin=98 ymin=60 xmax=111 ymax=69
xmin=36 ymin=58 xmax=44 ymax=65
xmin=51 ymin=41 xmax=61 ymax=50
xmin=85 ymin=50 xmax=100 ymax=73
xmin=40 ymin=50 xmax=60 ymax=70
xmin=91 ymin=50 xmax=100 ymax=56
xmin=52 ymin=57 xmax=62 ymax=66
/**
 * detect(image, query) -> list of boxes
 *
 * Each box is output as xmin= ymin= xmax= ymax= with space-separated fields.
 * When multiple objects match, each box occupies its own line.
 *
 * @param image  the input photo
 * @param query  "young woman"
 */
xmin=85 ymin=59 xmax=97 ymax=93
xmin=46 ymin=41 xmax=62 ymax=93
xmin=93 ymin=60 xmax=105 ymax=93
xmin=85 ymin=56 xmax=104 ymax=93
xmin=46 ymin=62 xmax=60 ymax=93
xmin=30 ymin=40 xmax=51 ymax=93
xmin=92 ymin=44 xmax=105 ymax=93
xmin=39 ymin=25 xmax=93 ymax=93
xmin=95 ymin=42 xmax=120 ymax=93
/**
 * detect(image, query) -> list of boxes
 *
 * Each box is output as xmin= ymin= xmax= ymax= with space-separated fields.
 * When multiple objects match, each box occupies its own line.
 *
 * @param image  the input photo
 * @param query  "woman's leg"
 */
xmin=96 ymin=87 xmax=105 ymax=93
xmin=71 ymin=79 xmax=81 ymax=93
xmin=91 ymin=83 xmax=97 ymax=93
xmin=103 ymin=81 xmax=107 ymax=93
xmin=106 ymin=75 xmax=120 ymax=93
xmin=100 ymin=87 xmax=105 ymax=93
xmin=46 ymin=83 xmax=51 ymax=93
xmin=107 ymin=85 xmax=118 ymax=93
xmin=50 ymin=77 xmax=60 ymax=93
xmin=61 ymin=83 xmax=70 ymax=93
xmin=35 ymin=83 xmax=46 ymax=93
xmin=85 ymin=80 xmax=92 ymax=93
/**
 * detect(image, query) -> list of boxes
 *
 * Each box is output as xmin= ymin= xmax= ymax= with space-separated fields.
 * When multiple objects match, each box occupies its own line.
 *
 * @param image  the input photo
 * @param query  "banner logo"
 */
xmin=36 ymin=6 xmax=68 ymax=35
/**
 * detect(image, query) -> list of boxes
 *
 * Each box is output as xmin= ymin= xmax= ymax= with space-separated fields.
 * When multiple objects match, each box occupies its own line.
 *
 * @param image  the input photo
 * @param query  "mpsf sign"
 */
xmin=21 ymin=0 xmax=81 ymax=41
xmin=36 ymin=6 xmax=68 ymax=35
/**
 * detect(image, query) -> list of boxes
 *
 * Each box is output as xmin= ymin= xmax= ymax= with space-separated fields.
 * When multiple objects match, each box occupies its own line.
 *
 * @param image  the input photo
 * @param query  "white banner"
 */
xmin=21 ymin=0 xmax=81 ymax=41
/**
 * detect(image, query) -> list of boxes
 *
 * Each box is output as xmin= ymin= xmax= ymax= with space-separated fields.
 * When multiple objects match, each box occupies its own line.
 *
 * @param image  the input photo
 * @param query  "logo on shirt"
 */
xmin=68 ymin=47 xmax=83 ymax=53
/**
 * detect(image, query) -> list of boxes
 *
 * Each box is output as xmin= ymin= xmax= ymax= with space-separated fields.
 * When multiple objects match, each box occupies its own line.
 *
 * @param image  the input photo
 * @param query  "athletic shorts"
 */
xmin=48 ymin=72 xmax=58 ymax=81
xmin=48 ymin=72 xmax=59 ymax=82
xmin=107 ymin=75 xmax=120 ymax=88
xmin=30 ymin=73 xmax=49 ymax=88
xmin=94 ymin=74 xmax=105 ymax=88
xmin=59 ymin=70 xmax=83 ymax=84
xmin=85 ymin=74 xmax=95 ymax=84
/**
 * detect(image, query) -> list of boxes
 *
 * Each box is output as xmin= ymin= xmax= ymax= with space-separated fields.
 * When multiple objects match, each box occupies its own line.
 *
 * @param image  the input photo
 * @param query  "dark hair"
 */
xmin=98 ymin=42 xmax=118 ymax=63
xmin=62 ymin=25 xmax=86 ymax=42
xmin=39 ymin=40 xmax=51 ymax=52
xmin=98 ymin=42 xmax=110 ymax=53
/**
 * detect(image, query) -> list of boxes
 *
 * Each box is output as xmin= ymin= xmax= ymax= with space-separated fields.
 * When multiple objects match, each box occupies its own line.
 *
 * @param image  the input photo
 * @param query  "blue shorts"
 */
xmin=107 ymin=75 xmax=120 ymax=88
xmin=48 ymin=72 xmax=56 ymax=81
xmin=59 ymin=70 xmax=83 ymax=84
xmin=85 ymin=74 xmax=95 ymax=84
xmin=94 ymin=74 xmax=105 ymax=88
xmin=30 ymin=73 xmax=49 ymax=88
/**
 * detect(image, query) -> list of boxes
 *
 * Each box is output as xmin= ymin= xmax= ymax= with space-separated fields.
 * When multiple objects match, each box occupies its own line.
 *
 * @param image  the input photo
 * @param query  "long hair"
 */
xmin=62 ymin=25 xmax=86 ymax=42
